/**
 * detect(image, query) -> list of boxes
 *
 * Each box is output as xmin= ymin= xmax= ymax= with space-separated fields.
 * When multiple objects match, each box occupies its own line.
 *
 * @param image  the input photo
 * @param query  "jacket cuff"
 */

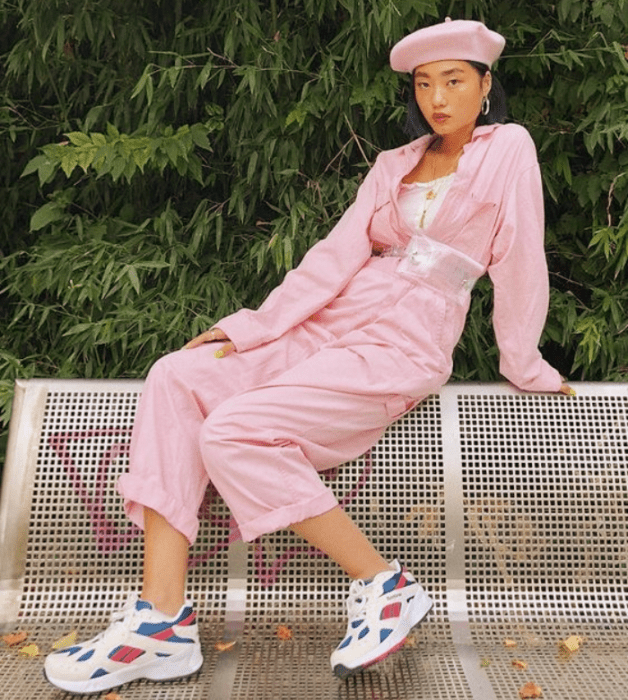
xmin=214 ymin=310 xmax=267 ymax=353
xmin=503 ymin=360 xmax=563 ymax=393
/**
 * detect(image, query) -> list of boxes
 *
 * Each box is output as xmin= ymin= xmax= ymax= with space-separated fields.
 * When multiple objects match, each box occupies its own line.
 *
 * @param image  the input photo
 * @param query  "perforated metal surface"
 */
xmin=0 ymin=381 xmax=228 ymax=699
xmin=228 ymin=399 xmax=471 ymax=700
xmin=1 ymin=380 xmax=627 ymax=700
xmin=24 ymin=385 xmax=229 ymax=619
xmin=459 ymin=390 xmax=628 ymax=700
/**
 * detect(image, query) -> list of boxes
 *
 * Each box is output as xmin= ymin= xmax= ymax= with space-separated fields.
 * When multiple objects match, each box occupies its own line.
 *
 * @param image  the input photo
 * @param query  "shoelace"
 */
xmin=86 ymin=594 xmax=147 ymax=646
xmin=346 ymin=579 xmax=372 ymax=619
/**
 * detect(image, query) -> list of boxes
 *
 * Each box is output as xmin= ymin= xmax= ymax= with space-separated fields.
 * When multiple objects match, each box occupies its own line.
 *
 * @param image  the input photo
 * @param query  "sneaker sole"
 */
xmin=44 ymin=645 xmax=204 ymax=695
xmin=333 ymin=591 xmax=433 ymax=680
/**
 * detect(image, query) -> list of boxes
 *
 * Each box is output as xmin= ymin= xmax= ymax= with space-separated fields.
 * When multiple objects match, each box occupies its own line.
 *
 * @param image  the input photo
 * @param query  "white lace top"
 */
xmin=397 ymin=173 xmax=456 ymax=232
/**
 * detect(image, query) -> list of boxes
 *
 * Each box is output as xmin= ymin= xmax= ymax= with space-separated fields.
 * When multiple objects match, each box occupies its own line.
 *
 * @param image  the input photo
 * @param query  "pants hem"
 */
xmin=117 ymin=473 xmax=201 ymax=545
xmin=238 ymin=490 xmax=340 ymax=542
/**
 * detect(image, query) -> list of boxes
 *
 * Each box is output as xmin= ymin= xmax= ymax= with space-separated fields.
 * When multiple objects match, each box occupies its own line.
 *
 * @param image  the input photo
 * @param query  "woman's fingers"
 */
xmin=558 ymin=384 xmax=576 ymax=396
xmin=214 ymin=341 xmax=235 ymax=358
xmin=183 ymin=327 xmax=230 ymax=350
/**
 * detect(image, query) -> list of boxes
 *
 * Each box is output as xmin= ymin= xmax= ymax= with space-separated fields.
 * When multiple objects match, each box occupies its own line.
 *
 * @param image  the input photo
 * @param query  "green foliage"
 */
xmin=23 ymin=121 xmax=216 ymax=190
xmin=1 ymin=0 xmax=628 ymax=474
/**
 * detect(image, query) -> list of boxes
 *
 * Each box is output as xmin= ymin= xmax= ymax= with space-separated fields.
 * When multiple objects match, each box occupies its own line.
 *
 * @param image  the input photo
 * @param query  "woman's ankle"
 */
xmin=140 ymin=590 xmax=185 ymax=617
xmin=353 ymin=562 xmax=392 ymax=582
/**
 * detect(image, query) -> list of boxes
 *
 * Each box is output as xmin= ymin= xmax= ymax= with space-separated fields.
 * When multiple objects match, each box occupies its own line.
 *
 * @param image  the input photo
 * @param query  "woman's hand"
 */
xmin=183 ymin=328 xmax=235 ymax=358
xmin=558 ymin=384 xmax=576 ymax=396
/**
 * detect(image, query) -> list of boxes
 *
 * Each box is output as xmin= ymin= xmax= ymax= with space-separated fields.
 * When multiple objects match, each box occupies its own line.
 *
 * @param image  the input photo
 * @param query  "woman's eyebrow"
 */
xmin=414 ymin=68 xmax=465 ymax=79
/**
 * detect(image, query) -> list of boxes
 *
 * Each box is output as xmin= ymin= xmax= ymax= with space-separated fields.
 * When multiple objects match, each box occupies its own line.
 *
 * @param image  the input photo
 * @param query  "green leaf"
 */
xmin=21 ymin=155 xmax=57 ymax=186
xmin=283 ymin=236 xmax=293 ymax=270
xmin=30 ymin=202 xmax=65 ymax=232
xmin=190 ymin=124 xmax=211 ymax=150
xmin=60 ymin=150 xmax=80 ymax=178
xmin=77 ymin=146 xmax=97 ymax=172
xmin=131 ymin=67 xmax=151 ymax=100
xmin=247 ymin=151 xmax=259 ymax=183
xmin=145 ymin=74 xmax=154 ymax=106
xmin=215 ymin=211 xmax=223 ymax=250
xmin=110 ymin=156 xmax=127 ymax=182
xmin=197 ymin=61 xmax=212 ymax=90
xmin=285 ymin=104 xmax=307 ymax=127
xmin=66 ymin=132 xmax=92 ymax=147
xmin=127 ymin=266 xmax=141 ymax=294
xmin=167 ymin=66 xmax=179 ymax=89
xmin=21 ymin=154 xmax=48 ymax=178
xmin=131 ymin=145 xmax=151 ymax=171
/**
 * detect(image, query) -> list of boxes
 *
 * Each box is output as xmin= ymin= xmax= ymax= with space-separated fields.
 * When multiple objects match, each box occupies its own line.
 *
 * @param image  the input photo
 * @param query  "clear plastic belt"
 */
xmin=384 ymin=233 xmax=484 ymax=303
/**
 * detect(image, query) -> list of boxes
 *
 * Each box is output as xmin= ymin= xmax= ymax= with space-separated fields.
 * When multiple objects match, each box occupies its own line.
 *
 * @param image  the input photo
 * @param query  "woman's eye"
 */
xmin=448 ymin=79 xmax=459 ymax=86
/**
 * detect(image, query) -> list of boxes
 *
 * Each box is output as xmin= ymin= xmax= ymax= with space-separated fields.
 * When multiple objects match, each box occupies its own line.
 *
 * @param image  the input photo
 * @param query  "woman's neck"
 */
xmin=402 ymin=126 xmax=475 ymax=185
xmin=431 ymin=127 xmax=475 ymax=156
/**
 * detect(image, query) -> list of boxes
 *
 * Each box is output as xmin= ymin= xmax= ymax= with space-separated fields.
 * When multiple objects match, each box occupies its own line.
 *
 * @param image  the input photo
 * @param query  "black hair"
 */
xmin=403 ymin=61 xmax=508 ymax=139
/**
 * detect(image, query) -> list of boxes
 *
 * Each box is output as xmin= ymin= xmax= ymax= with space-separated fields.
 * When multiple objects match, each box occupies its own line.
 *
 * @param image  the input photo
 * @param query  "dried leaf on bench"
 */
xmin=503 ymin=638 xmax=518 ymax=648
xmin=104 ymin=692 xmax=122 ymax=700
xmin=519 ymin=682 xmax=543 ymax=698
xmin=403 ymin=632 xmax=417 ymax=648
xmin=214 ymin=640 xmax=236 ymax=652
xmin=2 ymin=631 xmax=28 ymax=647
xmin=512 ymin=659 xmax=528 ymax=670
xmin=18 ymin=643 xmax=40 ymax=657
xmin=52 ymin=629 xmax=78 ymax=650
xmin=559 ymin=634 xmax=584 ymax=652
xmin=276 ymin=625 xmax=293 ymax=641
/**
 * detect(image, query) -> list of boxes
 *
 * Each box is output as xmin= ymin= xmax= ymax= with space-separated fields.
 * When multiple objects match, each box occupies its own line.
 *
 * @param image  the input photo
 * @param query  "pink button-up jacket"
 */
xmin=218 ymin=123 xmax=563 ymax=393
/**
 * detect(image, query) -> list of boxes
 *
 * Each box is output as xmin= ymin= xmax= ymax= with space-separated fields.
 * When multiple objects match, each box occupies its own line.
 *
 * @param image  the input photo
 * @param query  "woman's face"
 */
xmin=413 ymin=60 xmax=491 ymax=139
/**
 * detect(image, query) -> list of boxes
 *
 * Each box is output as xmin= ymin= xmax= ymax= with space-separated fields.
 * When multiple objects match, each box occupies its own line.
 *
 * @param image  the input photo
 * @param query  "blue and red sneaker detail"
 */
xmin=331 ymin=560 xmax=433 ymax=679
xmin=44 ymin=595 xmax=203 ymax=694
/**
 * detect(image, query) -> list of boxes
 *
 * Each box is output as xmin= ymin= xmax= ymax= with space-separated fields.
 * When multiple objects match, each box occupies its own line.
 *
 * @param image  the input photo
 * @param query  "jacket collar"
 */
xmin=405 ymin=122 xmax=501 ymax=161
xmin=402 ymin=124 xmax=501 ymax=179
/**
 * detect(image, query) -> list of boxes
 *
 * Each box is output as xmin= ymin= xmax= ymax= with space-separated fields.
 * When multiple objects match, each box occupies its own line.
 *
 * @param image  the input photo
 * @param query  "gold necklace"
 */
xmin=418 ymin=145 xmax=462 ymax=227
xmin=418 ymin=173 xmax=454 ymax=228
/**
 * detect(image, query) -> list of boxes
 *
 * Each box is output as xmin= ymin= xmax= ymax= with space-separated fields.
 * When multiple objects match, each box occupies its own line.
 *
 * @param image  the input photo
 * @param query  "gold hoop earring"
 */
xmin=481 ymin=96 xmax=490 ymax=116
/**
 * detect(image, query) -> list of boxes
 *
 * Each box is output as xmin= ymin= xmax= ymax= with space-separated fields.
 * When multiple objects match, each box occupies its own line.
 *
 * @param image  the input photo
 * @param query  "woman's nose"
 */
xmin=432 ymin=88 xmax=446 ymax=106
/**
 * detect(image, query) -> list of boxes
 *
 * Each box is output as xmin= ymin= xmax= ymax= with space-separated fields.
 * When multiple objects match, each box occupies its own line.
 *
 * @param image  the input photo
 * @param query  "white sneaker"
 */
xmin=331 ymin=560 xmax=432 ymax=679
xmin=44 ymin=594 xmax=203 ymax=694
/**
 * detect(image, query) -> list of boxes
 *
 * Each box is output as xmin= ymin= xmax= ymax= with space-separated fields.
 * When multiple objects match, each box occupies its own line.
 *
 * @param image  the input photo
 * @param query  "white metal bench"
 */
xmin=1 ymin=378 xmax=627 ymax=699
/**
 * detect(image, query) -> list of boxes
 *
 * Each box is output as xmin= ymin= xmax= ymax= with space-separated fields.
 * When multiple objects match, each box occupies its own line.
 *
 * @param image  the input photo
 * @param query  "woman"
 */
xmin=45 ymin=18 xmax=572 ymax=694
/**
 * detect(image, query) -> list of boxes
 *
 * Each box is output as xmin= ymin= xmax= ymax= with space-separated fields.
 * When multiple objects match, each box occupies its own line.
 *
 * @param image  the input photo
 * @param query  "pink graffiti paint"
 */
xmin=49 ymin=430 xmax=373 ymax=585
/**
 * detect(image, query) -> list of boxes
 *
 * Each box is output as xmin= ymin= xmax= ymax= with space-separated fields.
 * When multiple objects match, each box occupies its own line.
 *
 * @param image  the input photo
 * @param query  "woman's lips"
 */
xmin=432 ymin=113 xmax=450 ymax=124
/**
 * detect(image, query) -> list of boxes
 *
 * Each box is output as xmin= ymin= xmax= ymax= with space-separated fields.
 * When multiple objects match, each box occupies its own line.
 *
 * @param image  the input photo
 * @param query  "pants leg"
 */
xmin=118 ymin=326 xmax=328 ymax=544
xmin=119 ymin=349 xmax=213 ymax=544
xmin=200 ymin=345 xmax=421 ymax=542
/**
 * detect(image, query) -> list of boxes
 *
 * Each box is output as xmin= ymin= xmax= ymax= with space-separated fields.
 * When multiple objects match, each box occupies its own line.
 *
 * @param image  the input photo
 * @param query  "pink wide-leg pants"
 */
xmin=117 ymin=257 xmax=452 ymax=543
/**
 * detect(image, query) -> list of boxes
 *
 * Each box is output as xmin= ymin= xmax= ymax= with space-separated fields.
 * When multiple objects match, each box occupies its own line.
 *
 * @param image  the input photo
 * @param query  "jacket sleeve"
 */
xmin=487 ymin=161 xmax=563 ymax=392
xmin=216 ymin=158 xmax=381 ymax=352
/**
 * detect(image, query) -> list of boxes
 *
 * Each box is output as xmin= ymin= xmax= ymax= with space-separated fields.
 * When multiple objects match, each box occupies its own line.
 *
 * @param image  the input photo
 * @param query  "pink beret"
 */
xmin=390 ymin=18 xmax=505 ymax=73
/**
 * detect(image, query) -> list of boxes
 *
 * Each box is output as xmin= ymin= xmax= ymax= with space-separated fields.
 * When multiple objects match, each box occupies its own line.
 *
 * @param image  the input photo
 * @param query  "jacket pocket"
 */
xmin=463 ymin=197 xmax=498 ymax=231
